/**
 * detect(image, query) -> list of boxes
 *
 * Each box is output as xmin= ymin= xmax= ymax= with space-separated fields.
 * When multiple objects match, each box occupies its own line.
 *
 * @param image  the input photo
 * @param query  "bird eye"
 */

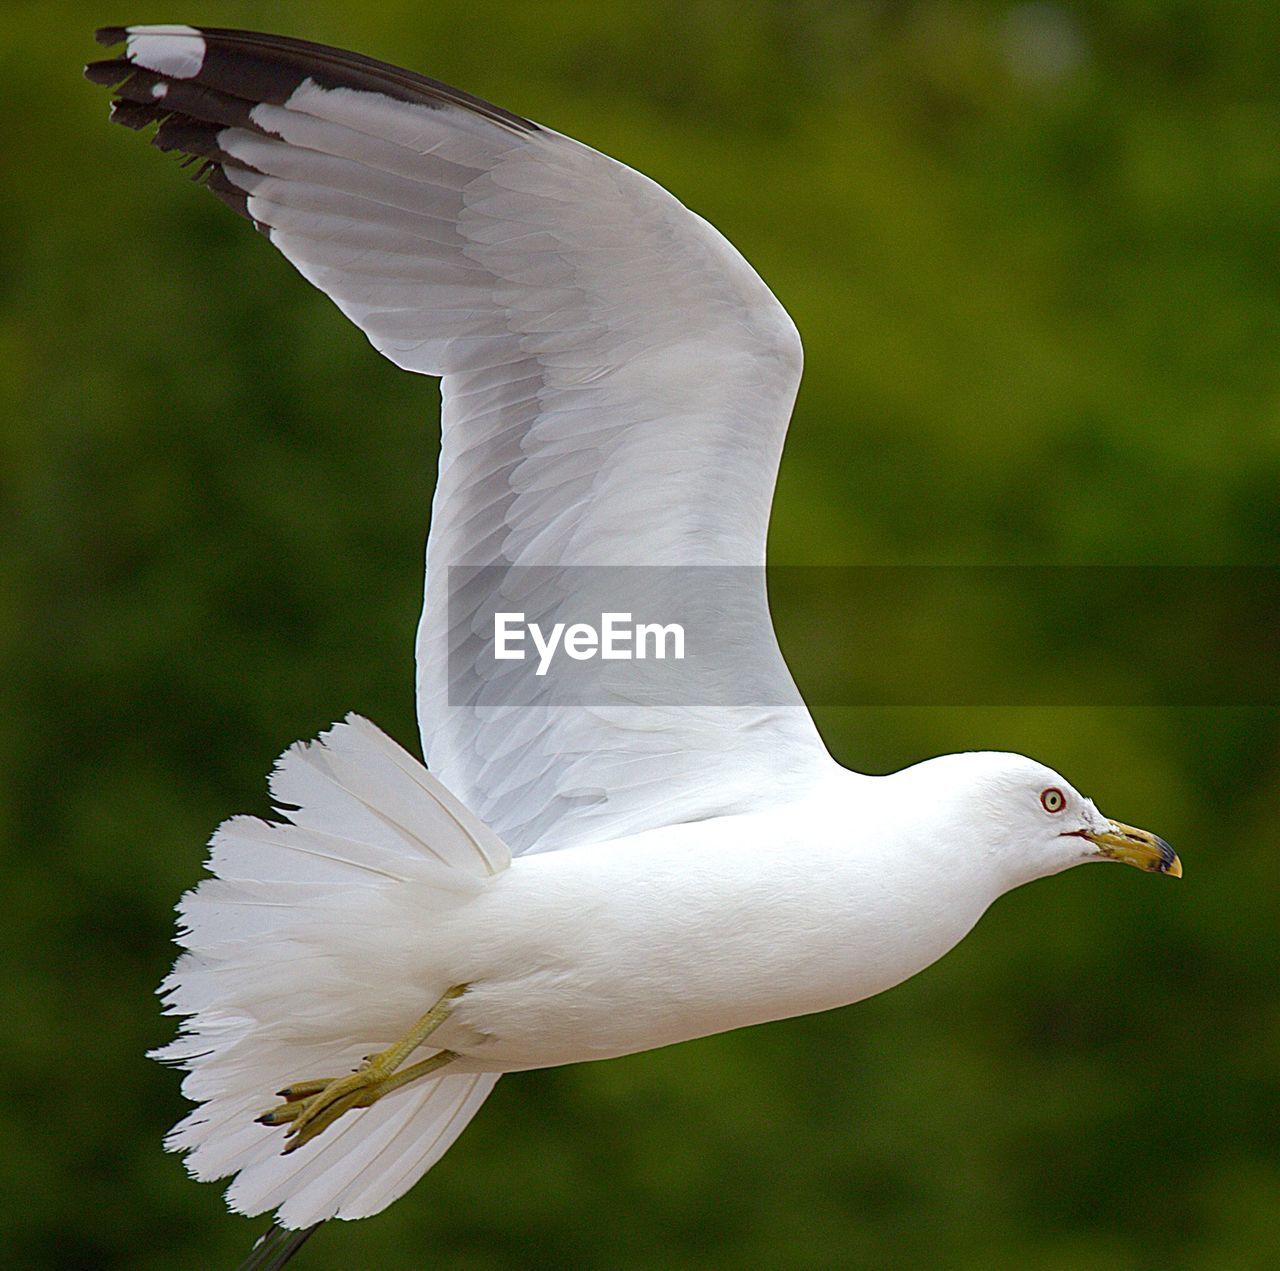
xmin=1040 ymin=787 xmax=1066 ymax=813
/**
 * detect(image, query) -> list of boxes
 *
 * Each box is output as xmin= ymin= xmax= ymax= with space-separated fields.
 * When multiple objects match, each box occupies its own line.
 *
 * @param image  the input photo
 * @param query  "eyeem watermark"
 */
xmin=494 ymin=611 xmax=685 ymax=676
xmin=446 ymin=565 xmax=1280 ymax=706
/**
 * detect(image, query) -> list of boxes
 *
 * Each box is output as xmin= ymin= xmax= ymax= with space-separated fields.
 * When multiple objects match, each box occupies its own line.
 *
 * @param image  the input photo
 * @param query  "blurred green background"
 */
xmin=3 ymin=1 xmax=1278 ymax=1267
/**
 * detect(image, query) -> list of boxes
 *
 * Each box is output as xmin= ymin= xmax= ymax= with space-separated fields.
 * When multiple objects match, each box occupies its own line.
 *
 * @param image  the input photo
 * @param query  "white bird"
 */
xmin=88 ymin=24 xmax=1181 ymax=1237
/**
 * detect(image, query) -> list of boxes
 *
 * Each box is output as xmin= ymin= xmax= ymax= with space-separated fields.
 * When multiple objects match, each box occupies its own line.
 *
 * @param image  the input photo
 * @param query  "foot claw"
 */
xmin=260 ymin=1063 xmax=386 ymax=1149
xmin=275 ymin=1078 xmax=333 ymax=1102
xmin=256 ymin=1102 xmax=305 ymax=1127
xmin=280 ymin=1088 xmax=370 ymax=1153
xmin=255 ymin=986 xmax=469 ymax=1151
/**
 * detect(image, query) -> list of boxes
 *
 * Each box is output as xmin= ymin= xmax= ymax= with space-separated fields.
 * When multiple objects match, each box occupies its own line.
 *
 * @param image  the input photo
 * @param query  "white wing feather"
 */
xmin=93 ymin=24 xmax=831 ymax=856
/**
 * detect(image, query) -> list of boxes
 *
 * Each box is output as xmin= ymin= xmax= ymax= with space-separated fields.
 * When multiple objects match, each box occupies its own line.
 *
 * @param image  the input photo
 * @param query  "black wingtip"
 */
xmin=87 ymin=23 xmax=537 ymax=237
xmin=84 ymin=58 xmax=128 ymax=86
xmin=109 ymin=98 xmax=166 ymax=130
xmin=89 ymin=25 xmax=537 ymax=133
xmin=237 ymin=1221 xmax=323 ymax=1271
xmin=204 ymin=166 xmax=266 ymax=232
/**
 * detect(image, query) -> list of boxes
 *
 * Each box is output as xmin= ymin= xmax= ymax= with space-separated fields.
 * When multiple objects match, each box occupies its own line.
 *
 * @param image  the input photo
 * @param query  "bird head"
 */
xmin=898 ymin=751 xmax=1182 ymax=890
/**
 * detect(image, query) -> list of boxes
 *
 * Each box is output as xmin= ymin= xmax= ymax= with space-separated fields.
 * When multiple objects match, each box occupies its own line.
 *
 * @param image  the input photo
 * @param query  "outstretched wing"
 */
xmin=89 ymin=26 xmax=834 ymax=854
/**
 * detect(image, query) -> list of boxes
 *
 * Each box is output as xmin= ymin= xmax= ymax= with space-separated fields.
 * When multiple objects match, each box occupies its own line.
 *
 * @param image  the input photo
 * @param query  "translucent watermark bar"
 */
xmin=445 ymin=566 xmax=1280 ymax=707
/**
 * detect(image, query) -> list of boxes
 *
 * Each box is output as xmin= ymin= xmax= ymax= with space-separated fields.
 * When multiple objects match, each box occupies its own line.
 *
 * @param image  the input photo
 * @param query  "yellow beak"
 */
xmin=1083 ymin=820 xmax=1182 ymax=877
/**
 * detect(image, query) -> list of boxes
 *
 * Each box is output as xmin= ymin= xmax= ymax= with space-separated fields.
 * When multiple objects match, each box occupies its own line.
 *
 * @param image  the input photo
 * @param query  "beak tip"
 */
xmin=1166 ymin=855 xmax=1183 ymax=879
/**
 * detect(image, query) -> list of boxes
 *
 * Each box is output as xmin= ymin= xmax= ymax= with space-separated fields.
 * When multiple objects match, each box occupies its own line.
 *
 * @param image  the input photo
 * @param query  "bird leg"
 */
xmin=257 ymin=985 xmax=468 ymax=1153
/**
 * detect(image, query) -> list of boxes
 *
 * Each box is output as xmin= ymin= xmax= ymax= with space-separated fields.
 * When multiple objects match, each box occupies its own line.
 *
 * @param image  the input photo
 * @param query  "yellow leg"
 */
xmin=257 ymin=986 xmax=467 ymax=1153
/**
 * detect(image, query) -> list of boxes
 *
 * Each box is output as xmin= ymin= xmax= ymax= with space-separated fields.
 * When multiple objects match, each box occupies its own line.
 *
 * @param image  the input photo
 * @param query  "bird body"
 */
xmin=88 ymin=23 xmax=1180 ymax=1235
xmin=411 ymin=767 xmax=980 ymax=1073
xmin=169 ymin=722 xmax=1106 ymax=1093
xmin=299 ymin=746 xmax=1142 ymax=1076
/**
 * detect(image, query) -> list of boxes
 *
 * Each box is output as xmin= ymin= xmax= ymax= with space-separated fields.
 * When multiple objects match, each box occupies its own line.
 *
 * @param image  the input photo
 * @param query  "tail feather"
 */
xmin=229 ymin=1073 xmax=500 ymax=1226
xmin=153 ymin=714 xmax=510 ymax=1227
xmin=269 ymin=714 xmax=510 ymax=876
xmin=336 ymin=1072 xmax=499 ymax=1220
xmin=209 ymin=817 xmax=419 ymax=885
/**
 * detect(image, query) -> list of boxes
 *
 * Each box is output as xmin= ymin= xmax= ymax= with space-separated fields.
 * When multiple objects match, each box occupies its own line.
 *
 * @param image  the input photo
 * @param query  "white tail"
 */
xmin=152 ymin=714 xmax=510 ymax=1227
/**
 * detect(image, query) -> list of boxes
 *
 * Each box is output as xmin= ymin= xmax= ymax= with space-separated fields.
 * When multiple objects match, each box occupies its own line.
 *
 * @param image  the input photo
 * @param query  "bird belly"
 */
xmin=423 ymin=832 xmax=991 ymax=1072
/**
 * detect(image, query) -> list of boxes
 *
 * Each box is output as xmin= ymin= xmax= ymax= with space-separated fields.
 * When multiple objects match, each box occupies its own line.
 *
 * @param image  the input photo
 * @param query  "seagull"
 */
xmin=87 ymin=23 xmax=1182 ymax=1247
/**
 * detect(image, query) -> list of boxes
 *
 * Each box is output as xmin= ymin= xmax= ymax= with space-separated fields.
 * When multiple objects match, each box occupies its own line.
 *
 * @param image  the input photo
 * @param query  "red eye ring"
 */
xmin=1040 ymin=787 xmax=1066 ymax=813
